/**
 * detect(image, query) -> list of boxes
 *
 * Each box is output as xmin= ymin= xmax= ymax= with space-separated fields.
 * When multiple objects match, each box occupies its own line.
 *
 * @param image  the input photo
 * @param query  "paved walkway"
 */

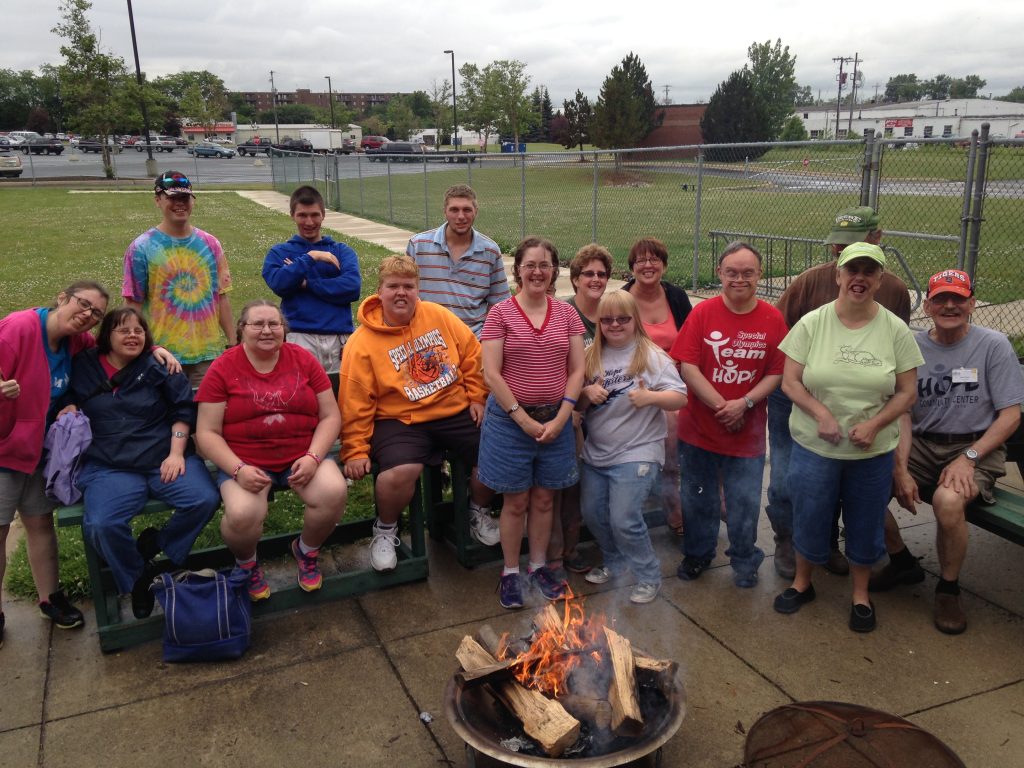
xmin=3 ymin=193 xmax=1023 ymax=767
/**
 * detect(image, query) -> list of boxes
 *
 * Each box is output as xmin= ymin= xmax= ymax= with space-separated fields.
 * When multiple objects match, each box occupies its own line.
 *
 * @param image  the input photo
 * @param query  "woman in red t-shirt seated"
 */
xmin=196 ymin=300 xmax=346 ymax=602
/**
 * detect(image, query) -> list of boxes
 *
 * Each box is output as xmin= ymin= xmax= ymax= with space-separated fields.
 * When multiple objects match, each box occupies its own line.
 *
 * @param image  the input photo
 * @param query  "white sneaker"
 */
xmin=630 ymin=582 xmax=660 ymax=604
xmin=585 ymin=566 xmax=611 ymax=584
xmin=468 ymin=503 xmax=501 ymax=547
xmin=370 ymin=522 xmax=399 ymax=572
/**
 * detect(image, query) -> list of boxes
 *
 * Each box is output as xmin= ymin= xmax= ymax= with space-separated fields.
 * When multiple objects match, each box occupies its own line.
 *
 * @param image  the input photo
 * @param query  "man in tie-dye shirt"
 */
xmin=122 ymin=171 xmax=234 ymax=386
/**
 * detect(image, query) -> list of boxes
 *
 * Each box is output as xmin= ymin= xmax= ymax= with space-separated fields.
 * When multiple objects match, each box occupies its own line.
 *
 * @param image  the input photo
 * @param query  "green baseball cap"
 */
xmin=824 ymin=206 xmax=881 ymax=245
xmin=836 ymin=241 xmax=886 ymax=269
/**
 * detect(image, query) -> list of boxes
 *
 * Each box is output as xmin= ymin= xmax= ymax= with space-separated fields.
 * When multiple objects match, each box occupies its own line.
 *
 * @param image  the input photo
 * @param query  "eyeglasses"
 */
xmin=721 ymin=269 xmax=759 ymax=280
xmin=580 ymin=270 xmax=609 ymax=279
xmin=113 ymin=327 xmax=145 ymax=336
xmin=68 ymin=294 xmax=105 ymax=321
xmin=632 ymin=256 xmax=662 ymax=266
xmin=244 ymin=320 xmax=284 ymax=330
xmin=521 ymin=263 xmax=553 ymax=272
xmin=599 ymin=316 xmax=633 ymax=326
xmin=928 ymin=293 xmax=970 ymax=306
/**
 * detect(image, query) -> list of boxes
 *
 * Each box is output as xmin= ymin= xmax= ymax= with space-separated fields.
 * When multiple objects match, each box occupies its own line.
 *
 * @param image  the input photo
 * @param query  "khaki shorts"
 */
xmin=908 ymin=437 xmax=1006 ymax=505
xmin=181 ymin=359 xmax=213 ymax=389
xmin=286 ymin=332 xmax=350 ymax=374
xmin=0 ymin=465 xmax=56 ymax=526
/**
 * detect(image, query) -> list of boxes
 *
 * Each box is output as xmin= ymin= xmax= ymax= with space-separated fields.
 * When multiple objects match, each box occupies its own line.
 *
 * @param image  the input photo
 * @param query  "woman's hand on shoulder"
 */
xmin=0 ymin=377 xmax=20 ymax=399
xmin=160 ymin=454 xmax=186 ymax=484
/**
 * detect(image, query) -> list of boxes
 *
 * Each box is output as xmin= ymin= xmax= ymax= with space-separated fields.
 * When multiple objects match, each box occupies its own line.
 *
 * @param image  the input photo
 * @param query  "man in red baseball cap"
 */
xmin=872 ymin=268 xmax=1024 ymax=634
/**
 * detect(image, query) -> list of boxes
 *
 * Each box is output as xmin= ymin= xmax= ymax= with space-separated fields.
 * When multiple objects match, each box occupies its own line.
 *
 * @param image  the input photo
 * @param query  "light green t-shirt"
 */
xmin=779 ymin=302 xmax=924 ymax=459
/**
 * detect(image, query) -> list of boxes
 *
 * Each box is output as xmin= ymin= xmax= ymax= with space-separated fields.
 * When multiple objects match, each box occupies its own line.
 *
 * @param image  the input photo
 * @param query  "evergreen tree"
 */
xmin=591 ymin=52 xmax=659 ymax=149
xmin=700 ymin=69 xmax=772 ymax=161
xmin=561 ymin=90 xmax=593 ymax=151
xmin=541 ymin=87 xmax=553 ymax=141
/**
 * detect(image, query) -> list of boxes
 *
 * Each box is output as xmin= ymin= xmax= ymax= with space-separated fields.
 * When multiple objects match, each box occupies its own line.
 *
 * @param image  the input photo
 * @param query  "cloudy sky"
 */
xmin=10 ymin=1 xmax=1022 ymax=107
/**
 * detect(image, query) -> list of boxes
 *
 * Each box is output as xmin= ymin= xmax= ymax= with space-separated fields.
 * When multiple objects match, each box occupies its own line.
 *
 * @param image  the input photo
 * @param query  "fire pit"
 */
xmin=445 ymin=600 xmax=686 ymax=767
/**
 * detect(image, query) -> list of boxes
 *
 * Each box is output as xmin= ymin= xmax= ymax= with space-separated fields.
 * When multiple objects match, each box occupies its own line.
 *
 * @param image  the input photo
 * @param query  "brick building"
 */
xmin=637 ymin=104 xmax=706 ymax=155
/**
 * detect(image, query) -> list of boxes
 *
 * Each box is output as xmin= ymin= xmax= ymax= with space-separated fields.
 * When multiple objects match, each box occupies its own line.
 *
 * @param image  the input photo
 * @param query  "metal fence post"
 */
xmin=520 ymin=151 xmax=527 ymax=240
xmin=859 ymin=130 xmax=874 ymax=206
xmin=592 ymin=151 xmax=599 ymax=243
xmin=387 ymin=156 xmax=394 ymax=224
xmin=692 ymin=148 xmax=704 ymax=291
xmin=467 ymin=153 xmax=473 ymax=184
xmin=958 ymin=129 xmax=979 ymax=268
xmin=965 ymin=123 xmax=991 ymax=280
xmin=333 ymin=154 xmax=341 ymax=211
xmin=869 ymin=139 xmax=883 ymax=210
xmin=357 ymin=154 xmax=365 ymax=216
xmin=423 ymin=155 xmax=430 ymax=230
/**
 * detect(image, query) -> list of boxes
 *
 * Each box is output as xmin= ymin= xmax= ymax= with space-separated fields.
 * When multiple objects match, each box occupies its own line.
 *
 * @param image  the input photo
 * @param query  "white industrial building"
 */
xmin=793 ymin=99 xmax=1024 ymax=141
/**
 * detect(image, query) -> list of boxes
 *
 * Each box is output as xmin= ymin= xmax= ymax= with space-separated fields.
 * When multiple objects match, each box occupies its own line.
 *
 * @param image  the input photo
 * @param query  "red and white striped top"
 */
xmin=481 ymin=296 xmax=585 ymax=404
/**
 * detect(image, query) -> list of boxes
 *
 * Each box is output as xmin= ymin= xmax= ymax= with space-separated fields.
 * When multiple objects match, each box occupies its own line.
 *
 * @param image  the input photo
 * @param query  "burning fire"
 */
xmin=497 ymin=597 xmax=607 ymax=697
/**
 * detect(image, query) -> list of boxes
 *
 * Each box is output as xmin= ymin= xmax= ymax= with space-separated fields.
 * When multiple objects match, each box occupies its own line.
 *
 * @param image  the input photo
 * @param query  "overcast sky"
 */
xmin=10 ymin=1 xmax=1023 ymax=108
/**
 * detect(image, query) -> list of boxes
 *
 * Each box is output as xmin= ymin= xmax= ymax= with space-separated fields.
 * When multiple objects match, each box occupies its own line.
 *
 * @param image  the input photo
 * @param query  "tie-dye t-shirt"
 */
xmin=122 ymin=227 xmax=232 ymax=364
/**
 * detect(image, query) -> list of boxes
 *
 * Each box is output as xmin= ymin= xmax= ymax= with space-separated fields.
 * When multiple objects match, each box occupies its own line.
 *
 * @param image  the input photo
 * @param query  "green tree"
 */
xmin=484 ymin=60 xmax=534 ymax=147
xmin=458 ymin=63 xmax=499 ymax=151
xmin=699 ymin=69 xmax=772 ymax=161
xmin=52 ymin=0 xmax=136 ymax=177
xmin=883 ymin=74 xmax=923 ymax=103
xmin=794 ymin=84 xmax=815 ymax=108
xmin=228 ymin=92 xmax=256 ymax=123
xmin=745 ymin=38 xmax=799 ymax=139
xmin=258 ymin=103 xmax=317 ymax=124
xmin=998 ymin=86 xmax=1024 ymax=103
xmin=385 ymin=95 xmax=417 ymax=140
xmin=428 ymin=78 xmax=452 ymax=143
xmin=540 ymin=87 xmax=553 ymax=141
xmin=591 ymin=52 xmax=660 ymax=149
xmin=560 ymin=90 xmax=593 ymax=151
xmin=153 ymin=71 xmax=228 ymax=120
xmin=779 ymin=115 xmax=808 ymax=141
xmin=949 ymin=75 xmax=987 ymax=98
xmin=922 ymin=74 xmax=953 ymax=100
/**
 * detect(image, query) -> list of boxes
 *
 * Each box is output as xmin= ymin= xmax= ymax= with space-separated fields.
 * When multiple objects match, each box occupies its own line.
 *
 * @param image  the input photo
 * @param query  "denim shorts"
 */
xmin=788 ymin=442 xmax=894 ymax=566
xmin=216 ymin=464 xmax=294 ymax=490
xmin=477 ymin=396 xmax=579 ymax=494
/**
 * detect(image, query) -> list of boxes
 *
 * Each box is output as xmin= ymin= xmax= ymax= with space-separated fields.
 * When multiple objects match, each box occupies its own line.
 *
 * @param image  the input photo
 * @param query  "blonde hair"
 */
xmin=377 ymin=255 xmax=419 ymax=291
xmin=585 ymin=290 xmax=670 ymax=382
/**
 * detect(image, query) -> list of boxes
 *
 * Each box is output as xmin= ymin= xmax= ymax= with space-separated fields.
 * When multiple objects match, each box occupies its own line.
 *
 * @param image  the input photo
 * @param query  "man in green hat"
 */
xmin=766 ymin=206 xmax=911 ymax=579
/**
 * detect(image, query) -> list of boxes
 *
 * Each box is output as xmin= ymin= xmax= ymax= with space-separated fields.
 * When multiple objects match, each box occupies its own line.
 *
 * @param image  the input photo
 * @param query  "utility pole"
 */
xmin=269 ymin=70 xmax=280 ymax=143
xmin=324 ymin=75 xmax=335 ymax=129
xmin=832 ymin=56 xmax=853 ymax=137
xmin=873 ymin=83 xmax=882 ymax=103
xmin=847 ymin=52 xmax=860 ymax=134
xmin=126 ymin=0 xmax=156 ymax=176
xmin=443 ymin=50 xmax=458 ymax=149
xmin=662 ymin=85 xmax=672 ymax=105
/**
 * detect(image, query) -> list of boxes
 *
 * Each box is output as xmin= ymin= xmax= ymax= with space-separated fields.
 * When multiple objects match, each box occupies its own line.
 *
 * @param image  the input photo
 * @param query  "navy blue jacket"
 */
xmin=262 ymin=235 xmax=362 ymax=334
xmin=70 ymin=349 xmax=196 ymax=470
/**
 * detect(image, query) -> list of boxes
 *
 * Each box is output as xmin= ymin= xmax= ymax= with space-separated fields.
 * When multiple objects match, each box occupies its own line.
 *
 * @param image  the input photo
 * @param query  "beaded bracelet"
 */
xmin=305 ymin=451 xmax=322 ymax=465
xmin=232 ymin=461 xmax=246 ymax=481
xmin=562 ymin=396 xmax=577 ymax=406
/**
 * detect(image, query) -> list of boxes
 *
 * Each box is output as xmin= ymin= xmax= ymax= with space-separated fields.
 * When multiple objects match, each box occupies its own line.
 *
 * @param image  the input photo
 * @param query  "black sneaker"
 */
xmin=131 ymin=568 xmax=156 ymax=619
xmin=849 ymin=601 xmax=877 ymax=633
xmin=136 ymin=526 xmax=162 ymax=563
xmin=676 ymin=556 xmax=712 ymax=581
xmin=0 ymin=612 xmax=5 ymax=648
xmin=39 ymin=590 xmax=85 ymax=630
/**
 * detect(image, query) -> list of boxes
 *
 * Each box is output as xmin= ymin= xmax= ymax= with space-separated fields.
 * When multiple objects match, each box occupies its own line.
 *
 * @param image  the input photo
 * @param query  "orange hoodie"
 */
xmin=339 ymin=296 xmax=486 ymax=462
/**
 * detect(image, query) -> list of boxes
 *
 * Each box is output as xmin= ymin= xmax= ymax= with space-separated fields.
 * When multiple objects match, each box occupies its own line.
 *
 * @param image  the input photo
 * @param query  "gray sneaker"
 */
xmin=468 ymin=502 xmax=501 ymax=546
xmin=369 ymin=522 xmax=400 ymax=572
xmin=630 ymin=583 xmax=660 ymax=604
xmin=585 ymin=566 xmax=611 ymax=584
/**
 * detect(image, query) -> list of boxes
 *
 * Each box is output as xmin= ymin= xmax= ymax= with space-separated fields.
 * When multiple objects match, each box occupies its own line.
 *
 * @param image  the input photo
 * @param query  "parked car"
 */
xmin=0 ymin=151 xmax=23 ymax=178
xmin=77 ymin=137 xmax=123 ymax=154
xmin=205 ymin=136 xmax=234 ymax=146
xmin=0 ymin=137 xmax=16 ymax=152
xmin=187 ymin=141 xmax=236 ymax=158
xmin=274 ymin=137 xmax=313 ymax=153
xmin=134 ymin=136 xmax=176 ymax=152
xmin=366 ymin=142 xmax=428 ymax=162
xmin=235 ymin=139 xmax=274 ymax=156
xmin=340 ymin=138 xmax=357 ymax=154
xmin=21 ymin=137 xmax=65 ymax=155
xmin=360 ymin=135 xmax=389 ymax=150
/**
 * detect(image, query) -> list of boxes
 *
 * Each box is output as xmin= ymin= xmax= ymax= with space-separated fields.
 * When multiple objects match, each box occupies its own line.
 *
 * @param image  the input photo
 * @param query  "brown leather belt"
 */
xmin=917 ymin=430 xmax=985 ymax=445
xmin=523 ymin=403 xmax=561 ymax=422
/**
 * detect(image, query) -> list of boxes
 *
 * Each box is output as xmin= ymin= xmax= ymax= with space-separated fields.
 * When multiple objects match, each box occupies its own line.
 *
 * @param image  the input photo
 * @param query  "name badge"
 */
xmin=951 ymin=367 xmax=978 ymax=383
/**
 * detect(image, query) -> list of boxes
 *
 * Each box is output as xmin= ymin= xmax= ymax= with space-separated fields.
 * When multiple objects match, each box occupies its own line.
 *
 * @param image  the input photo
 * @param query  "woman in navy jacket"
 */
xmin=71 ymin=308 xmax=219 ymax=618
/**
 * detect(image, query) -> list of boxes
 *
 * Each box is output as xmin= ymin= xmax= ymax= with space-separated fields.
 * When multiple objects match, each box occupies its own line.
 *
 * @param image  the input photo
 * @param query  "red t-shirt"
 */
xmin=670 ymin=296 xmax=787 ymax=457
xmin=196 ymin=343 xmax=332 ymax=471
xmin=481 ymin=296 xmax=585 ymax=405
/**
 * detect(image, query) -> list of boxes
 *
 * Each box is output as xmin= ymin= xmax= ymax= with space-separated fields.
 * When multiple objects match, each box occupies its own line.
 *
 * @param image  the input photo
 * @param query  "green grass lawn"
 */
xmin=0 ymin=187 xmax=397 ymax=601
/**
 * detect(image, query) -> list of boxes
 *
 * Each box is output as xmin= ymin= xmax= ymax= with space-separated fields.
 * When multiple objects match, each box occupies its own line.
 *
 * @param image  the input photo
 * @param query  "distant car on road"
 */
xmin=366 ymin=142 xmax=429 ymax=162
xmin=0 ymin=137 xmax=17 ymax=152
xmin=0 ymin=151 xmax=23 ymax=178
xmin=78 ymin=137 xmax=123 ymax=154
xmin=360 ymin=135 xmax=389 ymax=150
xmin=22 ymin=137 xmax=65 ymax=155
xmin=187 ymin=141 xmax=237 ymax=158
xmin=236 ymin=139 xmax=273 ymax=156
xmin=204 ymin=136 xmax=235 ymax=146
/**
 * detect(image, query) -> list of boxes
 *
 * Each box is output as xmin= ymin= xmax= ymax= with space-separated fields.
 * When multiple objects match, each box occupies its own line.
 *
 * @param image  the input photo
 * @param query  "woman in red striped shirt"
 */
xmin=478 ymin=237 xmax=585 ymax=610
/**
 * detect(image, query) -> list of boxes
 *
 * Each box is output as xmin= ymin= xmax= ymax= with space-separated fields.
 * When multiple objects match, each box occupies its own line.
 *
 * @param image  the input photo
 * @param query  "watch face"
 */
xmin=965 ymin=448 xmax=979 ymax=460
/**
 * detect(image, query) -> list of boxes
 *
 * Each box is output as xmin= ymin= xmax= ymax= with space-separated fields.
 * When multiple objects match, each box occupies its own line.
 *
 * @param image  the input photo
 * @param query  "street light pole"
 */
xmin=443 ymin=49 xmax=458 ymax=150
xmin=126 ymin=0 xmax=156 ymax=176
xmin=324 ymin=75 xmax=335 ymax=129
xmin=270 ymin=70 xmax=280 ymax=143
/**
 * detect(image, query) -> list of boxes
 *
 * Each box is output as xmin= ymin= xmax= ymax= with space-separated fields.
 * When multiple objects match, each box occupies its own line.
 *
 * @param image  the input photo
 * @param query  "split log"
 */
xmin=533 ymin=603 xmax=564 ymax=636
xmin=457 ymin=647 xmax=598 ymax=689
xmin=456 ymin=635 xmax=581 ymax=757
xmin=476 ymin=624 xmax=528 ymax=658
xmin=633 ymin=652 xmax=679 ymax=700
xmin=558 ymin=693 xmax=613 ymax=730
xmin=603 ymin=626 xmax=643 ymax=737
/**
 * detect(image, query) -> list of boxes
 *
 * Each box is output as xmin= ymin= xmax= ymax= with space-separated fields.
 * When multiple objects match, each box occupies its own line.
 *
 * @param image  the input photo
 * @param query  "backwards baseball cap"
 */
xmin=836 ymin=241 xmax=886 ymax=269
xmin=824 ymin=206 xmax=881 ymax=245
xmin=154 ymin=170 xmax=194 ymax=197
xmin=927 ymin=269 xmax=973 ymax=298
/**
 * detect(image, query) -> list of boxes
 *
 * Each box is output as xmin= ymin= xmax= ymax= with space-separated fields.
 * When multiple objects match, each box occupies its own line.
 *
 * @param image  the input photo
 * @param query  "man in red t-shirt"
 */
xmin=670 ymin=242 xmax=787 ymax=588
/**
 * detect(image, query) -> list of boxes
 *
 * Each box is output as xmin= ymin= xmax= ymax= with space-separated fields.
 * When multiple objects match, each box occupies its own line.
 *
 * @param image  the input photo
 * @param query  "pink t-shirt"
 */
xmin=481 ymin=296 xmax=585 ymax=405
xmin=670 ymin=296 xmax=787 ymax=458
xmin=643 ymin=315 xmax=679 ymax=353
xmin=196 ymin=343 xmax=331 ymax=471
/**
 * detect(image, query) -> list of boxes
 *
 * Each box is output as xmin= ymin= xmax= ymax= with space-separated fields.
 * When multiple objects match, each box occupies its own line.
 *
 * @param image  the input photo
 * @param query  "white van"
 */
xmin=8 ymin=130 xmax=43 ymax=144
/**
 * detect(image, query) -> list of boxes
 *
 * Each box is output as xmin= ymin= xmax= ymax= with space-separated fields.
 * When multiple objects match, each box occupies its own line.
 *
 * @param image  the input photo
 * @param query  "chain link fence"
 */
xmin=272 ymin=127 xmax=1024 ymax=344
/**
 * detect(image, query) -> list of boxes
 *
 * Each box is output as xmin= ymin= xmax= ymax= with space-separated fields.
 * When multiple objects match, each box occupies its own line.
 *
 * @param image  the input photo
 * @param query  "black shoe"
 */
xmin=676 ymin=556 xmax=712 ymax=581
xmin=39 ymin=590 xmax=85 ymax=629
xmin=849 ymin=601 xmax=877 ymax=633
xmin=773 ymin=585 xmax=816 ymax=614
xmin=868 ymin=557 xmax=925 ymax=592
xmin=131 ymin=569 xmax=156 ymax=619
xmin=136 ymin=527 xmax=162 ymax=563
xmin=0 ymin=612 xmax=5 ymax=648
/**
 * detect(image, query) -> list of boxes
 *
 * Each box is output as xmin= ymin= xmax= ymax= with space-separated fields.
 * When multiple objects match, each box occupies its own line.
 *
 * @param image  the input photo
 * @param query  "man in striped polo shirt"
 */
xmin=406 ymin=184 xmax=510 ymax=336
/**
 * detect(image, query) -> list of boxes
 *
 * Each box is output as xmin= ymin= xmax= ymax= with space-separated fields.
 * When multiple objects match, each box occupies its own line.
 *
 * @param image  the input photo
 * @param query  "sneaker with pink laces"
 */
xmin=291 ymin=538 xmax=322 ymax=592
xmin=240 ymin=560 xmax=271 ymax=602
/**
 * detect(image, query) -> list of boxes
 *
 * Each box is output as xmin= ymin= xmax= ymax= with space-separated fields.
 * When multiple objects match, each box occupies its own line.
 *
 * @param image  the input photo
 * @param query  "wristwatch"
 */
xmin=507 ymin=403 xmax=521 ymax=416
xmin=172 ymin=431 xmax=188 ymax=439
xmin=743 ymin=396 xmax=755 ymax=410
xmin=963 ymin=447 xmax=979 ymax=463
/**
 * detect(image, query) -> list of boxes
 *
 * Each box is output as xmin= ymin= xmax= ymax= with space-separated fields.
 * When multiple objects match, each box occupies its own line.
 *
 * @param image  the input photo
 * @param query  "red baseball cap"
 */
xmin=927 ymin=269 xmax=972 ymax=298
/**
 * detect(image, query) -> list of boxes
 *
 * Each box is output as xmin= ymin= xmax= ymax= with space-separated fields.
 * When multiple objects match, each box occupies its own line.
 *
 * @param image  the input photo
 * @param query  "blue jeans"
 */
xmin=678 ymin=441 xmax=765 ymax=579
xmin=78 ymin=457 xmax=220 ymax=594
xmin=765 ymin=389 xmax=794 ymax=539
xmin=787 ymin=443 xmax=894 ymax=566
xmin=580 ymin=461 xmax=662 ymax=585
